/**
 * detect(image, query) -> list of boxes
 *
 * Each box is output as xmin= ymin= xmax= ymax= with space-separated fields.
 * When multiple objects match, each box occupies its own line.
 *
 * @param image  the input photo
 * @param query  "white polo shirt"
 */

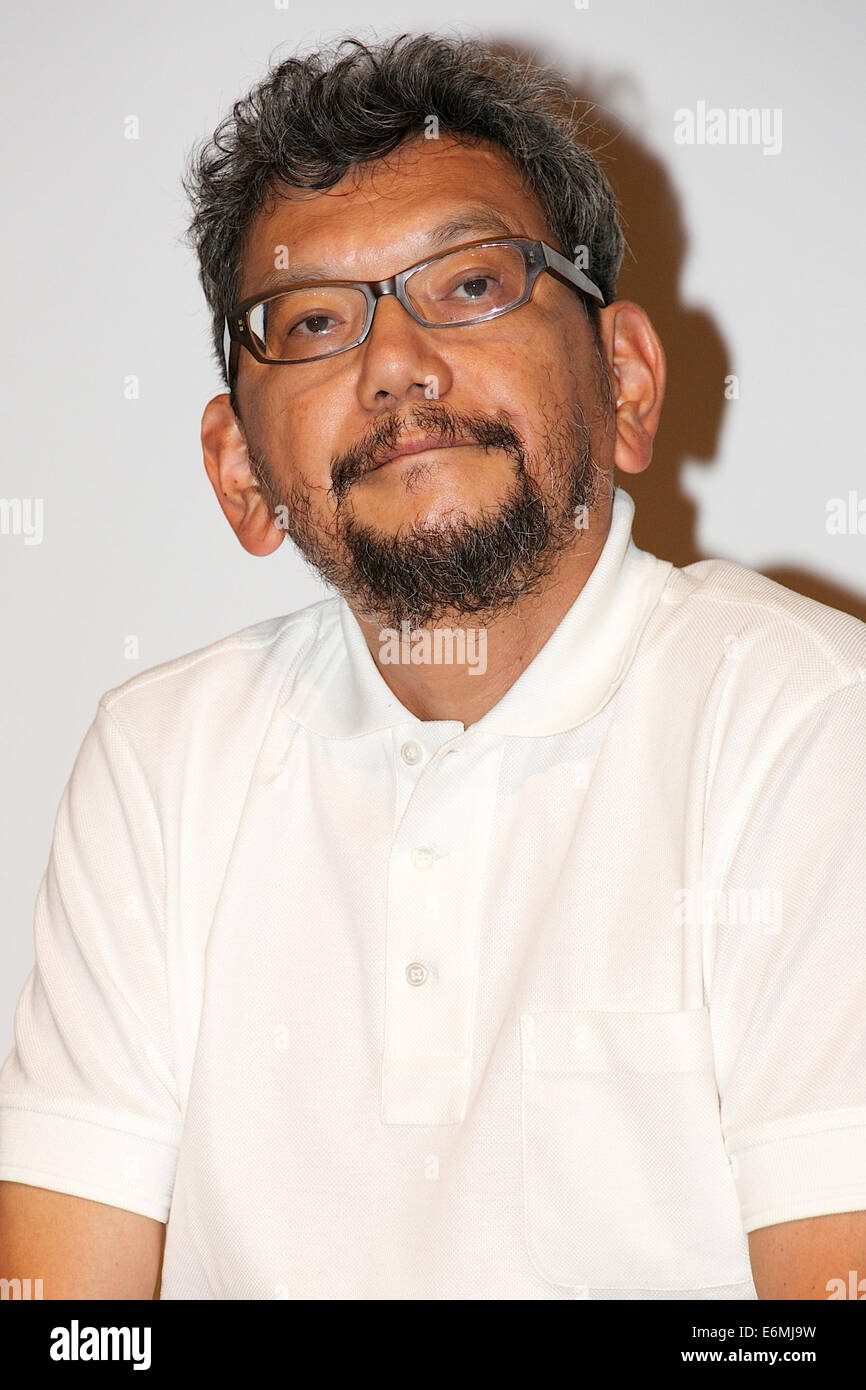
xmin=2 ymin=485 xmax=866 ymax=1300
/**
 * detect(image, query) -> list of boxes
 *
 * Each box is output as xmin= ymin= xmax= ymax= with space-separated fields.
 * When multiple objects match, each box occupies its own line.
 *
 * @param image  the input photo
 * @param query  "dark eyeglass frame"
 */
xmin=223 ymin=237 xmax=605 ymax=389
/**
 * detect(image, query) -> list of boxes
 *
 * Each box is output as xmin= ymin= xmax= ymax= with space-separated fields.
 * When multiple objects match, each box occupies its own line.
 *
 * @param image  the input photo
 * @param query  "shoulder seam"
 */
xmin=676 ymin=579 xmax=866 ymax=682
xmin=100 ymin=610 xmax=324 ymax=712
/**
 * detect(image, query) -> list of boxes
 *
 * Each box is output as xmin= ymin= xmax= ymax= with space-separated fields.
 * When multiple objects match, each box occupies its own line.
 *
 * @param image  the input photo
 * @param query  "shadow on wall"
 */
xmin=487 ymin=39 xmax=866 ymax=625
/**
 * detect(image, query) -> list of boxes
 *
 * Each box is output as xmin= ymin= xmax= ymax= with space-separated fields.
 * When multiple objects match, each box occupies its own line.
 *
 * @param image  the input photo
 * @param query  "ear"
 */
xmin=200 ymin=395 xmax=284 ymax=557
xmin=597 ymin=301 xmax=666 ymax=476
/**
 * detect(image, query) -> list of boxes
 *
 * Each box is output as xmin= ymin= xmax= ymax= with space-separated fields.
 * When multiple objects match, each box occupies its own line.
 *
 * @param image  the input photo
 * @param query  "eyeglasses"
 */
xmin=223 ymin=237 xmax=605 ymax=388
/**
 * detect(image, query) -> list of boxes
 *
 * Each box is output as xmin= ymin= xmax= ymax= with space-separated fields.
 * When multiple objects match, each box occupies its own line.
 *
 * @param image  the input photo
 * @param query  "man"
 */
xmin=1 ymin=33 xmax=865 ymax=1301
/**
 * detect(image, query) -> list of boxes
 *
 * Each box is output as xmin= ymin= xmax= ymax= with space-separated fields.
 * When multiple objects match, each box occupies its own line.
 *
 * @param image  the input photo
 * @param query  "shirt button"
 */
xmin=406 ymin=962 xmax=429 ymax=986
xmin=410 ymin=846 xmax=437 ymax=870
xmin=400 ymin=740 xmax=423 ymax=766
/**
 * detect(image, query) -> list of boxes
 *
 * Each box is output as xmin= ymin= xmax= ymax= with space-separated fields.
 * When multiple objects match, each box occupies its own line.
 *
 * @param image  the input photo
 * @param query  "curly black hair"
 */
xmin=182 ymin=31 xmax=624 ymax=403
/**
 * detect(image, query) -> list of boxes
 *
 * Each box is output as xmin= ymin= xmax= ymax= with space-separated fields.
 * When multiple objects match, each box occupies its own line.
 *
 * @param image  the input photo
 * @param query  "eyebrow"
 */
xmin=250 ymin=207 xmax=520 ymax=295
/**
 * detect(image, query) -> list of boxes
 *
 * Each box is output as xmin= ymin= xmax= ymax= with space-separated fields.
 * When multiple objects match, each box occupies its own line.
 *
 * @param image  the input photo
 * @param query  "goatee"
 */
xmin=247 ymin=399 xmax=604 ymax=629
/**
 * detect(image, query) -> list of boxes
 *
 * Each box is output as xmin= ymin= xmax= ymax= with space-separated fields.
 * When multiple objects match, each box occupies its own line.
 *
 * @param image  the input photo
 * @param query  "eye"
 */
xmin=287 ymin=313 xmax=341 ymax=337
xmin=451 ymin=275 xmax=499 ymax=301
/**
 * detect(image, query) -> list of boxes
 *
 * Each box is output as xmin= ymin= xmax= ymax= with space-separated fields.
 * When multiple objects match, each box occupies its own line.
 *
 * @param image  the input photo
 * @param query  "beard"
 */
xmin=247 ymin=394 xmax=606 ymax=630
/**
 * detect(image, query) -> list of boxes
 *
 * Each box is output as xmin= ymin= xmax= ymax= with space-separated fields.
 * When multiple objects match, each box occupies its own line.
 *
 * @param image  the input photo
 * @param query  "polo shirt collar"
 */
xmin=281 ymin=486 xmax=673 ymax=739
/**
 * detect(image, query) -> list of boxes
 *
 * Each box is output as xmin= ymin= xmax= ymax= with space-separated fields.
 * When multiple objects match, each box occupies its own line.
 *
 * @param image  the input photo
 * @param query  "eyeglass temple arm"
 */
xmin=224 ymin=322 xmax=240 ymax=391
xmin=541 ymin=244 xmax=606 ymax=306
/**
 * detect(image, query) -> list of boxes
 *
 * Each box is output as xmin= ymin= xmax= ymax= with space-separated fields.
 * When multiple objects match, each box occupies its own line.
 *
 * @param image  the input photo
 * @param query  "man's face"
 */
xmin=230 ymin=134 xmax=614 ymax=628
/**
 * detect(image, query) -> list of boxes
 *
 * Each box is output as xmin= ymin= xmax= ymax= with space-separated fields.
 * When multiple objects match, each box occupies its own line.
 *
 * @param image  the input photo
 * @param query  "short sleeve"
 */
xmin=709 ymin=676 xmax=866 ymax=1233
xmin=0 ymin=701 xmax=181 ymax=1221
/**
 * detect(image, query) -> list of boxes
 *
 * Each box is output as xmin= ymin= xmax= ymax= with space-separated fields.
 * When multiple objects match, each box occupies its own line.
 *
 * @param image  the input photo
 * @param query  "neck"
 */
xmin=349 ymin=498 xmax=614 ymax=729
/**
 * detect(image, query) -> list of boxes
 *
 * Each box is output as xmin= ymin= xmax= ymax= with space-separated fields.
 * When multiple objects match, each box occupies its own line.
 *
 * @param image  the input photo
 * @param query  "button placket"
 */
xmin=382 ymin=735 xmax=505 ymax=1126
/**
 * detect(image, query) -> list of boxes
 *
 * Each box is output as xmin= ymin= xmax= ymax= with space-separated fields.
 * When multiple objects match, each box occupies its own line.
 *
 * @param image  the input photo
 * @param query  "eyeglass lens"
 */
xmin=246 ymin=243 xmax=528 ymax=361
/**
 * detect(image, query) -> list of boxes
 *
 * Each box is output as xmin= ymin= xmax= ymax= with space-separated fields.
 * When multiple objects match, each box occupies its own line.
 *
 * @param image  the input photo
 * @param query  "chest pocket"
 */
xmin=519 ymin=1007 xmax=752 ymax=1292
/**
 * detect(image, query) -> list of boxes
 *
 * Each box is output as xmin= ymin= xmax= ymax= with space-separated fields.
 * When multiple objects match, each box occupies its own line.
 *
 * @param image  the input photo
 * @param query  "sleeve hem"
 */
xmin=0 ymin=1164 xmax=170 ymax=1223
xmin=729 ymin=1121 xmax=866 ymax=1234
xmin=0 ymin=1105 xmax=177 ymax=1224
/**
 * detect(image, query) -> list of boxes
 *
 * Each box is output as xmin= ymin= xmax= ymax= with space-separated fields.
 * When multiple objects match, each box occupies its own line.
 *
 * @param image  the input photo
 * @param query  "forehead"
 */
xmin=237 ymin=135 xmax=551 ymax=298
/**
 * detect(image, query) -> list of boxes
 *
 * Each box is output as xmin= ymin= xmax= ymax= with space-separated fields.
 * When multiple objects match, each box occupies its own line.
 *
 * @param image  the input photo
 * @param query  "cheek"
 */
xmin=478 ymin=306 xmax=577 ymax=392
xmin=248 ymin=381 xmax=350 ymax=492
xmin=457 ymin=330 xmax=573 ymax=444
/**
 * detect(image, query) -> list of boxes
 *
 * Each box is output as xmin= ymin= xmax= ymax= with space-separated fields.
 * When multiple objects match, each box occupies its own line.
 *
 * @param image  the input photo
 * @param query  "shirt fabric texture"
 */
xmin=2 ymin=484 xmax=866 ymax=1300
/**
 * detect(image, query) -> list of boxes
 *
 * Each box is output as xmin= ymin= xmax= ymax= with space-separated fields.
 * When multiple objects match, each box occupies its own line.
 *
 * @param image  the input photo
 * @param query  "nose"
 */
xmin=355 ymin=291 xmax=453 ymax=411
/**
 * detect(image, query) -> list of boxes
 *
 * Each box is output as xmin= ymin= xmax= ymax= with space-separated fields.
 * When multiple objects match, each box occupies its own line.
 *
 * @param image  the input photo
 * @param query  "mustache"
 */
xmin=329 ymin=403 xmax=526 ymax=502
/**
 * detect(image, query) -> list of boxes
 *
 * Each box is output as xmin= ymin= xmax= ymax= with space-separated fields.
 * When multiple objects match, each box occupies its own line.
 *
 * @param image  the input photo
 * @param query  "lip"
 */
xmin=367 ymin=437 xmax=473 ymax=475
